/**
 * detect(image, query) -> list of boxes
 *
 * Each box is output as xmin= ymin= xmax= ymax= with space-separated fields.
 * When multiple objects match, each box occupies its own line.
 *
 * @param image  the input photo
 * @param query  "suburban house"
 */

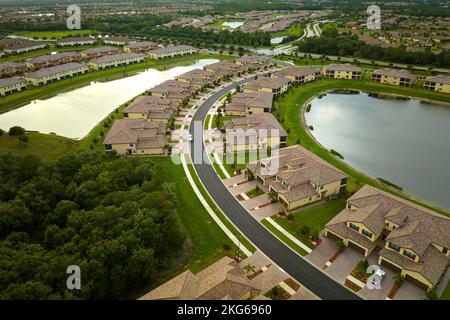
xmin=103 ymin=119 xmax=166 ymax=156
xmin=0 ymin=61 xmax=27 ymax=78
xmin=26 ymin=52 xmax=82 ymax=69
xmin=25 ymin=62 xmax=89 ymax=86
xmin=224 ymin=91 xmax=273 ymax=116
xmin=323 ymin=64 xmax=363 ymax=80
xmin=223 ymin=113 xmax=287 ymax=152
xmin=102 ymin=36 xmax=137 ymax=46
xmin=371 ymin=68 xmax=416 ymax=87
xmin=234 ymin=55 xmax=274 ymax=72
xmin=0 ymin=76 xmax=27 ymax=96
xmin=247 ymin=145 xmax=348 ymax=210
xmin=139 ymin=256 xmax=260 ymax=300
xmin=324 ymin=185 xmax=450 ymax=292
xmin=124 ymin=95 xmax=179 ymax=120
xmin=148 ymin=79 xmax=196 ymax=102
xmin=147 ymin=45 xmax=197 ymax=60
xmin=275 ymin=66 xmax=321 ymax=85
xmin=176 ymin=68 xmax=219 ymax=89
xmin=423 ymin=75 xmax=450 ymax=93
xmin=88 ymin=52 xmax=145 ymax=70
xmin=80 ymin=46 xmax=119 ymax=59
xmin=57 ymin=37 xmax=96 ymax=47
xmin=124 ymin=41 xmax=158 ymax=53
xmin=0 ymin=38 xmax=46 ymax=54
xmin=204 ymin=60 xmax=246 ymax=79
xmin=244 ymin=76 xmax=290 ymax=97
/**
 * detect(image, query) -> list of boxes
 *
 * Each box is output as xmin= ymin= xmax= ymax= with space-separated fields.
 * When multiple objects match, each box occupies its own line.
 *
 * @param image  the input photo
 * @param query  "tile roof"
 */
xmin=223 ymin=113 xmax=287 ymax=138
xmin=89 ymin=52 xmax=145 ymax=64
xmin=324 ymin=64 xmax=362 ymax=72
xmin=27 ymin=51 xmax=80 ymax=65
xmin=245 ymin=76 xmax=290 ymax=90
xmin=58 ymin=37 xmax=95 ymax=43
xmin=276 ymin=66 xmax=321 ymax=78
xmin=226 ymin=91 xmax=273 ymax=112
xmin=0 ymin=61 xmax=26 ymax=72
xmin=104 ymin=119 xmax=166 ymax=146
xmin=372 ymin=68 xmax=416 ymax=79
xmin=124 ymin=41 xmax=157 ymax=49
xmin=425 ymin=75 xmax=450 ymax=85
xmin=25 ymin=62 xmax=87 ymax=79
xmin=124 ymin=95 xmax=178 ymax=114
xmin=0 ymin=76 xmax=26 ymax=88
xmin=149 ymin=45 xmax=196 ymax=54
xmin=81 ymin=46 xmax=119 ymax=55
xmin=149 ymin=79 xmax=195 ymax=96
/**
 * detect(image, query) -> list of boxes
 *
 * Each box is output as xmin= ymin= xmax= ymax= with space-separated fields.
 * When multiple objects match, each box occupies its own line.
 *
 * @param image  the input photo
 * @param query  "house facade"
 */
xmin=423 ymin=75 xmax=450 ymax=93
xmin=88 ymin=52 xmax=145 ymax=70
xmin=224 ymin=91 xmax=273 ymax=116
xmin=323 ymin=64 xmax=362 ymax=80
xmin=371 ymin=68 xmax=416 ymax=87
xmin=275 ymin=66 xmax=321 ymax=85
xmin=0 ymin=76 xmax=27 ymax=96
xmin=324 ymin=185 xmax=450 ymax=292
xmin=243 ymin=76 xmax=290 ymax=97
xmin=25 ymin=62 xmax=89 ymax=86
xmin=147 ymin=45 xmax=197 ymax=60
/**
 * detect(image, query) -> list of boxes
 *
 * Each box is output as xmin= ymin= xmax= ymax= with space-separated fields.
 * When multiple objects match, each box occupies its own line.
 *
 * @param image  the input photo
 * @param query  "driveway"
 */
xmin=394 ymin=281 xmax=426 ymax=300
xmin=250 ymin=204 xmax=279 ymax=221
xmin=305 ymin=237 xmax=336 ymax=269
xmin=242 ymin=194 xmax=271 ymax=210
xmin=224 ymin=175 xmax=246 ymax=187
xmin=229 ymin=180 xmax=257 ymax=196
xmin=324 ymin=248 xmax=362 ymax=284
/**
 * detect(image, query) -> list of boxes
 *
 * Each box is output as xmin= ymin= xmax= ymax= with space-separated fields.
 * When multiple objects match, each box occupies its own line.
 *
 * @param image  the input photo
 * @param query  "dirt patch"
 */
xmin=388 ymin=283 xmax=401 ymax=299
xmin=284 ymin=278 xmax=300 ymax=291
xmin=345 ymin=279 xmax=362 ymax=292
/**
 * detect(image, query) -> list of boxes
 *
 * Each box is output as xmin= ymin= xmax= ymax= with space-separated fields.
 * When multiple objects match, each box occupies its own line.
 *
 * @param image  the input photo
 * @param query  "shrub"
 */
xmin=8 ymin=126 xmax=26 ymax=136
xmin=0 ymin=128 xmax=3 ymax=136
xmin=287 ymin=213 xmax=294 ymax=221
xmin=18 ymin=135 xmax=28 ymax=143
xmin=311 ymin=229 xmax=319 ymax=241
xmin=222 ymin=243 xmax=231 ymax=252
xmin=300 ymin=226 xmax=310 ymax=235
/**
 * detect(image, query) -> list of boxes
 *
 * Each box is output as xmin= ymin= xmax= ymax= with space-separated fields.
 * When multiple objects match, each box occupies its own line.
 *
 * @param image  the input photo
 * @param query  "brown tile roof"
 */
xmin=81 ymin=46 xmax=119 ymax=55
xmin=324 ymin=64 xmax=362 ymax=72
xmin=425 ymin=75 xmax=450 ymax=85
xmin=0 ymin=61 xmax=26 ymax=72
xmin=124 ymin=95 xmax=178 ymax=114
xmin=276 ymin=66 xmax=321 ymax=78
xmin=104 ymin=119 xmax=166 ymax=148
xmin=58 ymin=37 xmax=95 ymax=43
xmin=223 ymin=113 xmax=286 ymax=137
xmin=149 ymin=45 xmax=196 ymax=54
xmin=176 ymin=68 xmax=218 ymax=86
xmin=89 ymin=52 xmax=145 ymax=64
xmin=149 ymin=79 xmax=195 ymax=97
xmin=373 ymin=68 xmax=416 ymax=80
xmin=27 ymin=51 xmax=80 ymax=65
xmin=0 ymin=76 xmax=26 ymax=88
xmin=204 ymin=60 xmax=245 ymax=76
xmin=226 ymin=91 xmax=273 ymax=112
xmin=124 ymin=41 xmax=157 ymax=49
xmin=25 ymin=62 xmax=87 ymax=79
xmin=245 ymin=76 xmax=290 ymax=90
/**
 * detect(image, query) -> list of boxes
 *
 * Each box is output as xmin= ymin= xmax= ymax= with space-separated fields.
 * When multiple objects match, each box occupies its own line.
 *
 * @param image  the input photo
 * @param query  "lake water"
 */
xmin=0 ymin=59 xmax=218 ymax=140
xmin=305 ymin=91 xmax=450 ymax=209
xmin=222 ymin=21 xmax=245 ymax=29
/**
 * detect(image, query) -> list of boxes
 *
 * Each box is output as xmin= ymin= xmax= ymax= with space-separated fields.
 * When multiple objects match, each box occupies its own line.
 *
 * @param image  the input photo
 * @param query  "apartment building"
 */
xmin=234 ymin=55 xmax=274 ymax=72
xmin=102 ymin=36 xmax=137 ymax=46
xmin=26 ymin=52 xmax=82 ymax=69
xmin=0 ymin=76 xmax=27 ymax=96
xmin=247 ymin=145 xmax=348 ymax=210
xmin=88 ymin=52 xmax=145 ymax=70
xmin=147 ymin=45 xmax=197 ymax=60
xmin=57 ymin=37 xmax=96 ymax=47
xmin=324 ymin=185 xmax=450 ymax=292
xmin=103 ymin=119 xmax=166 ymax=155
xmin=424 ymin=75 xmax=450 ymax=93
xmin=25 ymin=62 xmax=89 ymax=86
xmin=371 ymin=68 xmax=416 ymax=87
xmin=148 ymin=79 xmax=196 ymax=101
xmin=0 ymin=38 xmax=46 ymax=54
xmin=0 ymin=61 xmax=27 ymax=78
xmin=176 ymin=68 xmax=219 ymax=88
xmin=244 ymin=76 xmax=290 ymax=97
xmin=204 ymin=60 xmax=245 ymax=79
xmin=275 ymin=66 xmax=321 ymax=85
xmin=80 ymin=46 xmax=119 ymax=59
xmin=124 ymin=41 xmax=158 ymax=53
xmin=323 ymin=64 xmax=362 ymax=80
xmin=224 ymin=91 xmax=273 ymax=116
xmin=124 ymin=95 xmax=179 ymax=120
xmin=223 ymin=113 xmax=287 ymax=152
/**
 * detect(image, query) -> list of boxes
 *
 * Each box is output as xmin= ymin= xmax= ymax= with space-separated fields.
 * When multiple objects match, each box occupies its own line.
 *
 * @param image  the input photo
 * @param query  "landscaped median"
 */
xmin=261 ymin=219 xmax=309 ymax=256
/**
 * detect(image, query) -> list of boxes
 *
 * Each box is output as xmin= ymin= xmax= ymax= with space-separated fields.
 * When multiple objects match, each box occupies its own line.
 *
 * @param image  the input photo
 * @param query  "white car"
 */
xmin=186 ymin=134 xmax=193 ymax=142
xmin=371 ymin=269 xmax=386 ymax=286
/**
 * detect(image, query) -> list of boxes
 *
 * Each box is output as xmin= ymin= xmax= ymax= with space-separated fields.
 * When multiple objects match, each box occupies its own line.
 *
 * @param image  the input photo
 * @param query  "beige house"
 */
xmin=103 ymin=119 xmax=166 ymax=156
xmin=103 ymin=36 xmax=136 ymax=46
xmin=0 ymin=76 xmax=27 ymax=96
xmin=224 ymin=91 xmax=273 ymax=116
xmin=176 ymin=68 xmax=219 ymax=89
xmin=57 ymin=37 xmax=96 ymax=47
xmin=323 ymin=64 xmax=362 ymax=80
xmin=371 ymin=68 xmax=416 ymax=86
xmin=247 ymin=145 xmax=348 ymax=210
xmin=25 ymin=62 xmax=89 ymax=86
xmin=275 ymin=66 xmax=321 ymax=85
xmin=234 ymin=55 xmax=274 ymax=72
xmin=0 ymin=61 xmax=27 ymax=78
xmin=223 ymin=113 xmax=287 ymax=152
xmin=424 ymin=75 xmax=450 ymax=93
xmin=324 ymin=185 xmax=450 ymax=292
xmin=204 ymin=60 xmax=245 ymax=79
xmin=88 ymin=52 xmax=145 ymax=70
xmin=0 ymin=39 xmax=46 ymax=54
xmin=124 ymin=95 xmax=179 ymax=120
xmin=26 ymin=52 xmax=82 ymax=70
xmin=139 ymin=256 xmax=259 ymax=300
xmin=244 ymin=76 xmax=290 ymax=97
xmin=124 ymin=41 xmax=158 ymax=53
xmin=80 ymin=46 xmax=119 ymax=59
xmin=147 ymin=45 xmax=197 ymax=60
xmin=148 ymin=79 xmax=196 ymax=102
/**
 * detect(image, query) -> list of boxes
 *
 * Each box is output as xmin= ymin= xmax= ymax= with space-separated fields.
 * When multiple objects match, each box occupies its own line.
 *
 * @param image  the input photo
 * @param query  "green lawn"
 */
xmin=0 ymin=52 xmax=230 ymax=114
xmin=221 ymin=151 xmax=261 ymax=176
xmin=13 ymin=30 xmax=96 ymax=39
xmin=246 ymin=186 xmax=264 ymax=198
xmin=272 ymin=22 xmax=303 ymax=38
xmin=441 ymin=280 xmax=450 ymax=300
xmin=261 ymin=219 xmax=308 ymax=256
xmin=273 ymin=198 xmax=347 ymax=248
xmin=273 ymin=79 xmax=450 ymax=217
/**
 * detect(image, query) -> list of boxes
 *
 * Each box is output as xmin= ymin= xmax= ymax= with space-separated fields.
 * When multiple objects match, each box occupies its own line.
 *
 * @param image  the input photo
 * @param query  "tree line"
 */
xmin=0 ymin=152 xmax=185 ymax=299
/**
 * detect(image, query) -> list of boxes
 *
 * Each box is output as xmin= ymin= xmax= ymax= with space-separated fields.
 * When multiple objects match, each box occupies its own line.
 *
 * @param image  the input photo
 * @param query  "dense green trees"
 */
xmin=0 ymin=152 xmax=185 ymax=299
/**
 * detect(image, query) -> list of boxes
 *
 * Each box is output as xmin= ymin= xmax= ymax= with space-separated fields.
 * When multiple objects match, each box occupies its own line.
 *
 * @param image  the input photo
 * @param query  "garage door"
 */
xmin=325 ymin=230 xmax=344 ymax=241
xmin=405 ymin=274 xmax=430 ymax=291
xmin=347 ymin=240 xmax=367 ymax=256
xmin=380 ymin=257 xmax=402 ymax=274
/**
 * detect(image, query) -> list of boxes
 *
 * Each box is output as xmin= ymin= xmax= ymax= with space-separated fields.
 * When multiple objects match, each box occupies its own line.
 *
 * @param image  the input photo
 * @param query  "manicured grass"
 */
xmin=273 ymin=79 xmax=450 ymax=217
xmin=261 ymin=219 xmax=308 ymax=256
xmin=0 ymin=53 xmax=230 ymax=114
xmin=0 ymin=132 xmax=78 ymax=161
xmin=204 ymin=115 xmax=211 ymax=129
xmin=273 ymin=198 xmax=347 ymax=248
xmin=13 ymin=30 xmax=96 ymax=39
xmin=246 ymin=186 xmax=264 ymax=199
xmin=441 ymin=280 xmax=450 ymax=300
xmin=272 ymin=22 xmax=303 ymax=38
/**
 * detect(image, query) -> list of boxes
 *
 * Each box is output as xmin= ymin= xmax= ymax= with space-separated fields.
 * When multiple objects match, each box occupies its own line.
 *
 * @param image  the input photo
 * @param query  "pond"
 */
xmin=222 ymin=21 xmax=245 ymax=29
xmin=0 ymin=59 xmax=218 ymax=140
xmin=304 ymin=91 xmax=450 ymax=210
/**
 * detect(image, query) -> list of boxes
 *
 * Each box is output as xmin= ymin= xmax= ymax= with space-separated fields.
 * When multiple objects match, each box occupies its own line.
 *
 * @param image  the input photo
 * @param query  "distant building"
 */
xmin=124 ymin=95 xmax=179 ymax=120
xmin=0 ymin=38 xmax=46 ymax=54
xmin=0 ymin=76 xmax=27 ymax=96
xmin=80 ymin=46 xmax=119 ymax=59
xmin=244 ymin=76 xmax=290 ymax=97
xmin=26 ymin=52 xmax=82 ymax=70
xmin=147 ymin=45 xmax=197 ymax=60
xmin=0 ymin=61 xmax=27 ymax=78
xmin=88 ymin=52 xmax=145 ymax=70
xmin=176 ymin=68 xmax=219 ymax=89
xmin=148 ymin=79 xmax=196 ymax=102
xmin=424 ymin=75 xmax=450 ymax=93
xmin=103 ymin=119 xmax=166 ymax=156
xmin=103 ymin=36 xmax=137 ymax=46
xmin=323 ymin=64 xmax=362 ymax=80
xmin=57 ymin=37 xmax=96 ymax=47
xmin=25 ymin=62 xmax=89 ymax=86
xmin=234 ymin=55 xmax=274 ymax=72
xmin=371 ymin=68 xmax=416 ymax=87
xmin=224 ymin=91 xmax=273 ymax=116
xmin=275 ymin=66 xmax=321 ymax=85
xmin=204 ymin=60 xmax=245 ymax=78
xmin=124 ymin=41 xmax=158 ymax=53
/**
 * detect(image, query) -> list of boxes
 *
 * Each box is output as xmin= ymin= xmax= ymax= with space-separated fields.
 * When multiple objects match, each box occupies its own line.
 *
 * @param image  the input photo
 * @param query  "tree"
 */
xmin=8 ymin=126 xmax=25 ymax=136
xmin=245 ymin=170 xmax=255 ymax=181
xmin=243 ymin=264 xmax=256 ymax=277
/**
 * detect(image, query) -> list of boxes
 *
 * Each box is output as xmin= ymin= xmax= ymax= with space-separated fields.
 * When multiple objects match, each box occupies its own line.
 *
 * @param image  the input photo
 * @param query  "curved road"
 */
xmin=188 ymin=72 xmax=360 ymax=300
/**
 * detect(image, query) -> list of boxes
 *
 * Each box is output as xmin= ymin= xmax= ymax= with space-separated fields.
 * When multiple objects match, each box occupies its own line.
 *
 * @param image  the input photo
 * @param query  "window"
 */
xmin=349 ymin=223 xmax=360 ymax=232
xmin=362 ymin=229 xmax=373 ymax=239
xmin=442 ymin=247 xmax=448 ymax=255
xmin=388 ymin=242 xmax=400 ymax=252
xmin=403 ymin=250 xmax=416 ymax=260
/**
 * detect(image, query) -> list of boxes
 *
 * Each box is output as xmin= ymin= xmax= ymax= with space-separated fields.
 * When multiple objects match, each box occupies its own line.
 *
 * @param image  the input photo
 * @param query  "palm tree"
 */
xmin=393 ymin=274 xmax=406 ymax=286
xmin=243 ymin=264 xmax=256 ymax=277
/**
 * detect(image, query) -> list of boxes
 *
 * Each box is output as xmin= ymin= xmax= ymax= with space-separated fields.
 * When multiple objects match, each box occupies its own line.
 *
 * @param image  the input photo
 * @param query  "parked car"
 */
xmin=371 ymin=269 xmax=386 ymax=286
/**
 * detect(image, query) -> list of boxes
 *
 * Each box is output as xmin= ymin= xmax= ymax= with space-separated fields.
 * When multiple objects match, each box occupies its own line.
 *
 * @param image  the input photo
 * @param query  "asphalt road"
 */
xmin=188 ymin=72 xmax=361 ymax=300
